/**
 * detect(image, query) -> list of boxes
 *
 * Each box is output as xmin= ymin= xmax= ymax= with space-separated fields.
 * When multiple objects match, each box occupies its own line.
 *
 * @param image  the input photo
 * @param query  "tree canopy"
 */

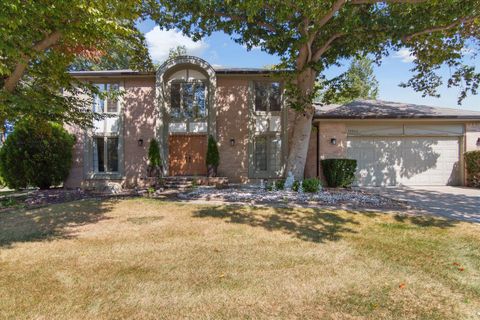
xmin=0 ymin=0 xmax=153 ymax=128
xmin=320 ymin=56 xmax=379 ymax=104
xmin=153 ymin=0 xmax=480 ymax=178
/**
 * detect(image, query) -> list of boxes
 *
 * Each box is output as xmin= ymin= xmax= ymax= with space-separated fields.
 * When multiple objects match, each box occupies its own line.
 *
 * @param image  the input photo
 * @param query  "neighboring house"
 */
xmin=65 ymin=56 xmax=480 ymax=189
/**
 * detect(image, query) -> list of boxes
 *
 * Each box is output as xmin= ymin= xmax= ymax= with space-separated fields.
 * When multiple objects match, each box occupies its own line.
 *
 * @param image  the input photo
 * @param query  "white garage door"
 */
xmin=347 ymin=136 xmax=460 ymax=186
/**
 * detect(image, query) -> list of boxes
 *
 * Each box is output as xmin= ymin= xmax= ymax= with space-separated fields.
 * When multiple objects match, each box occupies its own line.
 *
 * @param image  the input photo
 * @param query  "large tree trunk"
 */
xmin=285 ymin=67 xmax=317 ymax=180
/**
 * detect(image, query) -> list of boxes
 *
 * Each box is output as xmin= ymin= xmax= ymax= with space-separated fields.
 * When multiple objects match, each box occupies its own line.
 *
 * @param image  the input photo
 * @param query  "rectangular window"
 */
xmin=253 ymin=135 xmax=282 ymax=174
xmin=170 ymin=82 xmax=207 ymax=119
xmin=254 ymin=82 xmax=281 ymax=112
xmin=94 ymin=83 xmax=120 ymax=114
xmin=94 ymin=136 xmax=119 ymax=173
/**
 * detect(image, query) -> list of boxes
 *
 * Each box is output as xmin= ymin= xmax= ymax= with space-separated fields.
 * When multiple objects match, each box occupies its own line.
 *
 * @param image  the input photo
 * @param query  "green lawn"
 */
xmin=0 ymin=198 xmax=479 ymax=319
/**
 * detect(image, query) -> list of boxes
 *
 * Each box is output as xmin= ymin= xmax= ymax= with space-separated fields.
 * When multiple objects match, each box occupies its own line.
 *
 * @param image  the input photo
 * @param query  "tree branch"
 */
xmin=317 ymin=0 xmax=347 ymax=29
xmin=312 ymin=33 xmax=344 ymax=62
xmin=3 ymin=31 xmax=62 ymax=93
xmin=403 ymin=16 xmax=478 ymax=41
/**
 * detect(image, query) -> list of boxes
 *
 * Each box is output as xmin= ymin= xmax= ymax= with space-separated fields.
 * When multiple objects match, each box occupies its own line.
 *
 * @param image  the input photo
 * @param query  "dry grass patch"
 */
xmin=0 ymin=198 xmax=479 ymax=319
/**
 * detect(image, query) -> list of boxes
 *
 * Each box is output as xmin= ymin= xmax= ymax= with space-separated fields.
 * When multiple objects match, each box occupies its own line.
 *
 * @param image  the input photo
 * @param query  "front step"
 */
xmin=162 ymin=176 xmax=229 ymax=189
xmin=163 ymin=176 xmax=196 ymax=190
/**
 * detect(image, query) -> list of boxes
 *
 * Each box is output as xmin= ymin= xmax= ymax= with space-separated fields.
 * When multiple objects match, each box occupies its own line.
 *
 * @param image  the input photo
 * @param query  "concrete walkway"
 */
xmin=370 ymin=186 xmax=480 ymax=223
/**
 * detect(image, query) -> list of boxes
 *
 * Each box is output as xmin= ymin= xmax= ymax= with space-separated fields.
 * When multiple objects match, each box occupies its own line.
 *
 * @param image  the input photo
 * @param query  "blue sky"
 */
xmin=138 ymin=20 xmax=480 ymax=111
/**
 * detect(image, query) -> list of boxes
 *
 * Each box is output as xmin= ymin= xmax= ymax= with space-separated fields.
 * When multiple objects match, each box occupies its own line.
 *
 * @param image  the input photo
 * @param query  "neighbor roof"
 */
xmin=69 ymin=70 xmax=154 ymax=77
xmin=314 ymin=99 xmax=480 ymax=120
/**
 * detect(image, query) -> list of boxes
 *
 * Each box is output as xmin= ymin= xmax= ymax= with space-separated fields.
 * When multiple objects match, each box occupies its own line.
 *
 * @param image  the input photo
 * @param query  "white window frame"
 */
xmin=93 ymin=135 xmax=120 ymax=174
xmin=94 ymin=83 xmax=120 ymax=115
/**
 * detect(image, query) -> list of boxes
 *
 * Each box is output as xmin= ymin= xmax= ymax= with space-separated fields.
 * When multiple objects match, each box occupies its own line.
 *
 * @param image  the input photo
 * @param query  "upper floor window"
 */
xmin=94 ymin=83 xmax=119 ymax=114
xmin=254 ymin=82 xmax=281 ymax=112
xmin=170 ymin=82 xmax=207 ymax=119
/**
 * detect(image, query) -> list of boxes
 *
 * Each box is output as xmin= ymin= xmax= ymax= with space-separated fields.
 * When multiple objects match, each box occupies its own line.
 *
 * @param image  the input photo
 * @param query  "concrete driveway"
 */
xmin=371 ymin=186 xmax=480 ymax=223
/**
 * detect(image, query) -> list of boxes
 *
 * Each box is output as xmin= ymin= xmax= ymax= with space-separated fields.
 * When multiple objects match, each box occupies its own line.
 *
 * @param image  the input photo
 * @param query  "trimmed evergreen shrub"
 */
xmin=148 ymin=138 xmax=161 ymax=167
xmin=302 ymin=178 xmax=322 ymax=192
xmin=0 ymin=119 xmax=75 ymax=189
xmin=147 ymin=138 xmax=162 ymax=178
xmin=321 ymin=159 xmax=357 ymax=188
xmin=206 ymin=135 xmax=220 ymax=167
xmin=465 ymin=151 xmax=480 ymax=188
xmin=206 ymin=135 xmax=219 ymax=177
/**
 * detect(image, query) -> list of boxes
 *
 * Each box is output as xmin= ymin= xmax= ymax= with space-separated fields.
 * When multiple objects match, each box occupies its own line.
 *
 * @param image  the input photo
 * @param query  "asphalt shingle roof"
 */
xmin=314 ymin=99 xmax=480 ymax=120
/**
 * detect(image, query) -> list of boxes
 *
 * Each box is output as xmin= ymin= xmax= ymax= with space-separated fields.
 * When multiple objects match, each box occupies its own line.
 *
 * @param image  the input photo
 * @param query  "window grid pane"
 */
xmin=182 ymin=83 xmax=194 ymax=118
xmin=269 ymin=137 xmax=282 ymax=172
xmin=193 ymin=83 xmax=206 ymax=118
xmin=107 ymin=137 xmax=119 ymax=172
xmin=170 ymin=83 xmax=181 ymax=118
xmin=254 ymin=136 xmax=268 ymax=171
xmin=95 ymin=137 xmax=105 ymax=172
xmin=254 ymin=82 xmax=268 ymax=112
xmin=269 ymin=83 xmax=281 ymax=111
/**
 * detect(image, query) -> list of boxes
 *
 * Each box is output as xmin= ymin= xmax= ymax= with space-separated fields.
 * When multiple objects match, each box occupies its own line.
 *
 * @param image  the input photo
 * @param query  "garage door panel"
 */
xmin=347 ymin=136 xmax=460 ymax=186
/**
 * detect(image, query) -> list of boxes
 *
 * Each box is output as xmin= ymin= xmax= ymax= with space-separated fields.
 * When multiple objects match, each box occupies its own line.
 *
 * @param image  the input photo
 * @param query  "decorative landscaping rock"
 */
xmin=177 ymin=186 xmax=405 ymax=210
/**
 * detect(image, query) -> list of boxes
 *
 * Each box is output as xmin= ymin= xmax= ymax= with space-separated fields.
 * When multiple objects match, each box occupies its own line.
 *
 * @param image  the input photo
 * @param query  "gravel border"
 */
xmin=177 ymin=186 xmax=407 ymax=210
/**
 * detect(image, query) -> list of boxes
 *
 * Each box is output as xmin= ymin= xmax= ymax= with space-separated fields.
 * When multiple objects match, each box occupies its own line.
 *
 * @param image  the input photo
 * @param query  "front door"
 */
xmin=168 ymin=134 xmax=208 ymax=176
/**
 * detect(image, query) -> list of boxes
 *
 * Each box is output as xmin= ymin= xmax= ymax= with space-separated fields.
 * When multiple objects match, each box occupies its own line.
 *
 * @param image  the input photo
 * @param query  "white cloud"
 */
xmin=394 ymin=48 xmax=415 ymax=63
xmin=145 ymin=26 xmax=208 ymax=63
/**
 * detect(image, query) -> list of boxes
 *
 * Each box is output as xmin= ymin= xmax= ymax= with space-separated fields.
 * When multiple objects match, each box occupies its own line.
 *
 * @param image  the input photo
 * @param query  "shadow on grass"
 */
xmin=192 ymin=205 xmax=362 ymax=243
xmin=192 ymin=204 xmax=461 ymax=243
xmin=0 ymin=199 xmax=114 ymax=248
xmin=393 ymin=214 xmax=458 ymax=228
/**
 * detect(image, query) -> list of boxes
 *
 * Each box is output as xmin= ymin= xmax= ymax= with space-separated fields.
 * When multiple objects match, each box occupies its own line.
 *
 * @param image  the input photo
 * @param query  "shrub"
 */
xmin=292 ymin=180 xmax=300 ymax=192
xmin=147 ymin=138 xmax=162 ymax=177
xmin=0 ymin=119 xmax=75 ymax=189
xmin=302 ymin=178 xmax=322 ymax=192
xmin=206 ymin=135 xmax=220 ymax=167
xmin=148 ymin=138 xmax=162 ymax=168
xmin=465 ymin=151 xmax=480 ymax=188
xmin=321 ymin=159 xmax=357 ymax=188
xmin=266 ymin=179 xmax=285 ymax=191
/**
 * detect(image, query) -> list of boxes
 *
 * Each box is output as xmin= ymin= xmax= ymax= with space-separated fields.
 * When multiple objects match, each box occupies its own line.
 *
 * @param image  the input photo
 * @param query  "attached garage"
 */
xmin=346 ymin=124 xmax=463 ymax=186
xmin=313 ymin=100 xmax=480 ymax=187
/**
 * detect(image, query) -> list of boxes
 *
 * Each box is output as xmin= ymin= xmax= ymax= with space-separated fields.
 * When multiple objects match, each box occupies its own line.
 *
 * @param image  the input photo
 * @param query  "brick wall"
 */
xmin=215 ymin=77 xmax=250 ymax=183
xmin=123 ymin=77 xmax=157 ymax=188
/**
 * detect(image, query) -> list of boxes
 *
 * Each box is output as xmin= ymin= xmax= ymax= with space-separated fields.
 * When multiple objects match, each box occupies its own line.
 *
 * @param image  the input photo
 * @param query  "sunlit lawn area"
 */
xmin=0 ymin=198 xmax=479 ymax=319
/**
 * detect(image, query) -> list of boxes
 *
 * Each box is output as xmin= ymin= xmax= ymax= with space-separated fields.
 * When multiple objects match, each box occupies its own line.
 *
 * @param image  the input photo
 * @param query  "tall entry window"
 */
xmin=170 ymin=82 xmax=207 ymax=119
xmin=251 ymin=81 xmax=284 ymax=177
xmin=91 ymin=83 xmax=121 ymax=176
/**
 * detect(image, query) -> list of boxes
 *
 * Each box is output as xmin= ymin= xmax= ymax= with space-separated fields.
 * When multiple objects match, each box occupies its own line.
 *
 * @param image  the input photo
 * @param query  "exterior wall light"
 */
xmin=330 ymin=138 xmax=337 ymax=145
xmin=138 ymin=138 xmax=144 ymax=147
xmin=230 ymin=138 xmax=235 ymax=146
xmin=477 ymin=137 xmax=480 ymax=147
